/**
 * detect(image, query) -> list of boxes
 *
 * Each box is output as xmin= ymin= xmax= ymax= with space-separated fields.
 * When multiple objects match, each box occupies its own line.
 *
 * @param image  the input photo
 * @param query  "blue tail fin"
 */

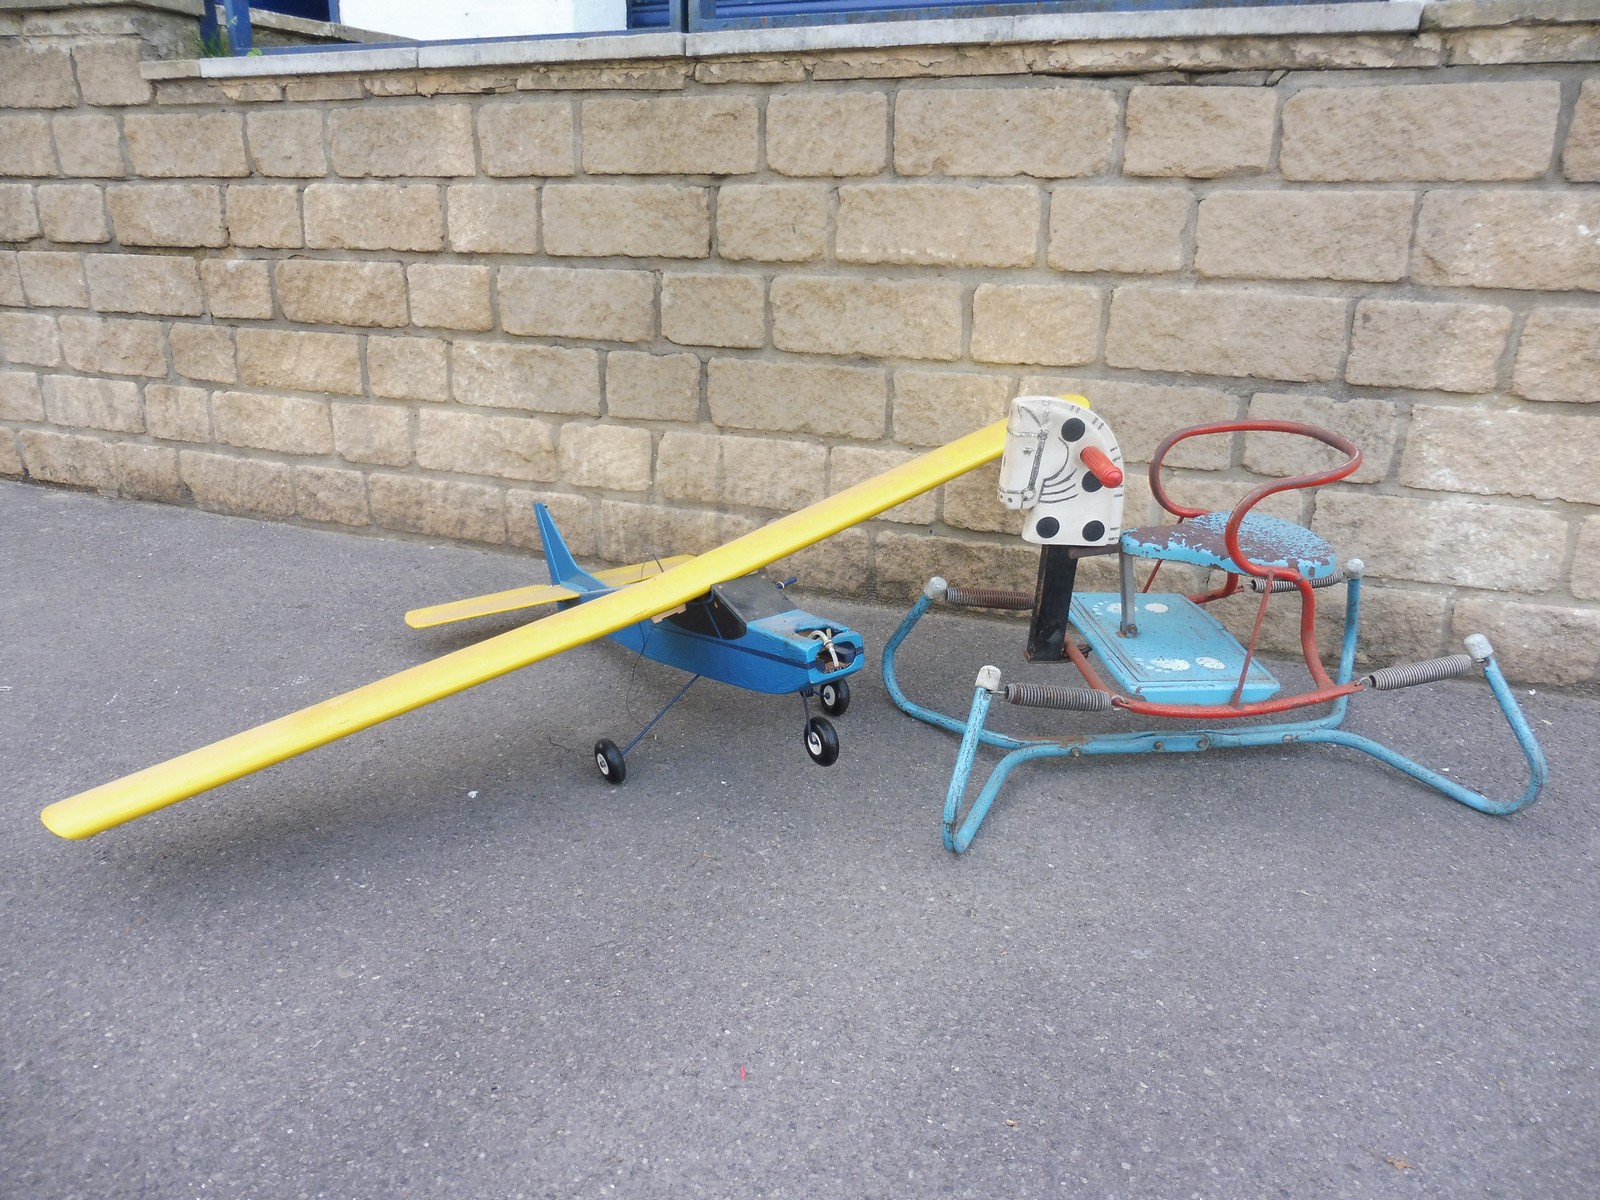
xmin=535 ymin=503 xmax=603 ymax=590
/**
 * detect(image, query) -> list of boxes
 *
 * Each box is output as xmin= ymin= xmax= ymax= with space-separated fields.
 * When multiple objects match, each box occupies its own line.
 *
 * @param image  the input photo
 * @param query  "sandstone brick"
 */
xmin=276 ymin=260 xmax=407 ymax=328
xmin=452 ymin=341 xmax=600 ymax=415
xmin=542 ymin=184 xmax=709 ymax=259
xmin=657 ymin=430 xmax=826 ymax=513
xmin=213 ymin=390 xmax=332 ymax=455
xmin=405 ymin=263 xmax=492 ymax=332
xmin=286 ymin=79 xmax=363 ymax=103
xmin=51 ymin=115 xmax=124 ymax=179
xmin=1282 ymin=82 xmax=1561 ymax=182
xmin=896 ymin=85 xmax=1117 ymax=178
xmin=0 ymin=429 xmax=18 ymax=476
xmin=330 ymin=104 xmax=476 ymax=178
xmin=37 ymin=185 xmax=108 ymax=245
xmin=771 ymin=277 xmax=962 ymax=363
xmin=1327 ymin=585 xmax=1452 ymax=670
xmin=891 ymin=370 xmax=1011 ymax=448
xmin=0 ymin=44 xmax=75 ymax=108
xmin=874 ymin=531 xmax=1037 ymax=603
xmin=829 ymin=445 xmax=935 ymax=525
xmin=247 ymin=109 xmax=327 ymax=178
xmin=498 ymin=265 xmax=654 ymax=343
xmin=557 ymin=422 xmax=653 ymax=491
xmin=18 ymin=251 xmax=86 ymax=308
xmin=144 ymin=383 xmax=211 ymax=443
xmin=20 ymin=431 xmax=117 ymax=492
xmin=1564 ymin=80 xmax=1600 ymax=182
xmin=237 ymin=329 xmax=362 ymax=396
xmin=115 ymin=442 xmax=182 ymax=503
xmin=124 ymin=113 xmax=248 ymax=178
xmin=200 ymin=259 xmax=274 ymax=321
xmin=1450 ymin=599 xmax=1600 ymax=687
xmin=1415 ymin=191 xmax=1600 ymax=291
xmin=295 ymin=464 xmax=369 ymax=526
xmin=416 ymin=407 xmax=557 ymax=482
xmin=0 ymin=369 xmax=43 ymax=420
xmin=1243 ymin=393 xmax=1396 ymax=484
xmin=1124 ymin=86 xmax=1276 ymax=179
xmin=707 ymin=358 xmax=885 ymax=439
xmin=1572 ymin=517 xmax=1600 ymax=601
xmin=767 ymin=92 xmax=886 ymax=177
xmin=0 ymin=252 xmax=17 ymax=307
xmin=715 ymin=183 xmax=827 ymax=263
xmin=366 ymin=336 xmax=448 ymax=403
xmin=1048 ymin=186 xmax=1190 ymax=275
xmin=332 ymin=401 xmax=410 ymax=466
xmin=304 ymin=184 xmax=444 ymax=253
xmin=0 ymin=114 xmax=57 ymax=176
xmin=661 ymin=273 xmax=764 ymax=350
xmin=507 ymin=490 xmax=597 ymax=558
xmin=72 ymin=39 xmax=151 ymax=107
xmin=774 ymin=527 xmax=873 ymax=597
xmin=1196 ymin=191 xmax=1414 ymax=283
xmin=1400 ymin=405 xmax=1600 ymax=505
xmin=1512 ymin=307 xmax=1600 ymax=403
xmin=1022 ymin=377 xmax=1240 ymax=468
xmin=168 ymin=324 xmax=235 ymax=384
xmin=225 ymin=185 xmax=303 ymax=249
xmin=605 ymin=351 xmax=699 ymax=422
xmin=85 ymin=254 xmax=203 ymax=317
xmin=107 ymin=184 xmax=225 ymax=249
xmin=971 ymin=283 xmax=1099 ymax=367
xmin=1346 ymin=299 xmax=1512 ymax=393
xmin=446 ymin=183 xmax=541 ymax=253
xmin=836 ymin=184 xmax=1038 ymax=268
xmin=368 ymin=474 xmax=507 ymax=544
xmin=1107 ymin=287 xmax=1348 ymax=383
xmin=1141 ymin=470 xmax=1304 ymax=526
xmin=0 ymin=185 xmax=39 ymax=242
xmin=59 ymin=315 xmax=164 ymax=377
xmin=42 ymin=374 xmax=143 ymax=432
xmin=597 ymin=499 xmax=757 ymax=565
xmin=0 ymin=313 xmax=59 ymax=367
xmin=180 ymin=450 xmax=296 ymax=518
xmin=1312 ymin=492 xmax=1566 ymax=591
xmin=583 ymin=96 xmax=758 ymax=175
xmin=478 ymin=101 xmax=574 ymax=177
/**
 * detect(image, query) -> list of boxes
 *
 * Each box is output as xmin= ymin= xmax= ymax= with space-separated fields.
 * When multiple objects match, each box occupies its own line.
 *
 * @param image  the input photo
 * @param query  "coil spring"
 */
xmin=1363 ymin=654 xmax=1476 ymax=691
xmin=1003 ymin=683 xmax=1114 ymax=712
xmin=1248 ymin=572 xmax=1344 ymax=593
xmin=944 ymin=586 xmax=1034 ymax=610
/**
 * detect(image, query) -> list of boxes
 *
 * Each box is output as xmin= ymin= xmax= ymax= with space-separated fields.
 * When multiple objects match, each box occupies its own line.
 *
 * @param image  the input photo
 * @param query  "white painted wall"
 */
xmin=337 ymin=0 xmax=629 ymax=40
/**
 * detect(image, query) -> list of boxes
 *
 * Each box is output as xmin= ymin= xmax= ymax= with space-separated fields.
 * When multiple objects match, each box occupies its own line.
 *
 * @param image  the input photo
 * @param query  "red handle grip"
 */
xmin=1079 ymin=445 xmax=1123 ymax=488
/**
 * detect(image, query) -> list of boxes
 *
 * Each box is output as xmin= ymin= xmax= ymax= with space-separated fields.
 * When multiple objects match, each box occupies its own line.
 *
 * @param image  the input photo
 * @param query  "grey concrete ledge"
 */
xmin=173 ymin=2 xmax=1421 ymax=79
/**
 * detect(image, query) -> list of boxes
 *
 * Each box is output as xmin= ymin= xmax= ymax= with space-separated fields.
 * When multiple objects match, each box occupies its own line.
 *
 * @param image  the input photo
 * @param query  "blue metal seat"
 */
xmin=1120 ymin=510 xmax=1340 ymax=582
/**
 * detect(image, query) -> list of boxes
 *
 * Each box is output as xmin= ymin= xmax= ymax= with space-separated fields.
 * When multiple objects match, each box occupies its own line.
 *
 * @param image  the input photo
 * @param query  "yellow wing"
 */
xmin=40 ymin=421 xmax=1006 ymax=840
xmin=404 ymin=556 xmax=695 ymax=629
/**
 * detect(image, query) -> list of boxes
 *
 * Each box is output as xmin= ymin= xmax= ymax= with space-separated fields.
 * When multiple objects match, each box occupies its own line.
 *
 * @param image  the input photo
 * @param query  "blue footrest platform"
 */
xmin=1069 ymin=592 xmax=1280 ymax=705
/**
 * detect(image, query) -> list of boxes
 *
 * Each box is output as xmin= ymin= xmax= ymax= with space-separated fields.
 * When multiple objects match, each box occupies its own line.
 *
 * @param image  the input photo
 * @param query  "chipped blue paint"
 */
xmin=1069 ymin=592 xmax=1279 ymax=704
xmin=1121 ymin=511 xmax=1339 ymax=581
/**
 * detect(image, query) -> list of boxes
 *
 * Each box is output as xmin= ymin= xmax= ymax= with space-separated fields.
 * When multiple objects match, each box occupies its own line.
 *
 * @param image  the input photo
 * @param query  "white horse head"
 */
xmin=997 ymin=395 xmax=1125 ymax=548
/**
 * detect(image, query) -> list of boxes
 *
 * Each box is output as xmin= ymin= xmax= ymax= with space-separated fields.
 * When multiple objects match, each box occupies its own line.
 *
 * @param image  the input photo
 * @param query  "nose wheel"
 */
xmin=804 ymin=716 xmax=839 ymax=766
xmin=594 ymin=738 xmax=626 ymax=784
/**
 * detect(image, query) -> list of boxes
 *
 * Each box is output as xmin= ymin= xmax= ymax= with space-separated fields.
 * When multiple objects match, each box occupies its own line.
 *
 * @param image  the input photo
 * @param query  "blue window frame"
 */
xmin=629 ymin=0 xmax=1373 ymax=33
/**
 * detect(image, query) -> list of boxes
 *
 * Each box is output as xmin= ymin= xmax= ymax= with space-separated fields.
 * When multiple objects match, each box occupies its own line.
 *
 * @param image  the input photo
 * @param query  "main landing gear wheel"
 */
xmin=818 ymin=679 xmax=851 ymax=718
xmin=594 ymin=738 xmax=626 ymax=785
xmin=804 ymin=717 xmax=840 ymax=767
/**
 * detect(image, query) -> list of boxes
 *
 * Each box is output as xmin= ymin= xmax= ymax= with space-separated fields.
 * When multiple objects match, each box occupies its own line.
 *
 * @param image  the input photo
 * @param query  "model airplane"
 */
xmin=40 ymin=420 xmax=1008 ymax=839
xmin=405 ymin=504 xmax=864 ymax=783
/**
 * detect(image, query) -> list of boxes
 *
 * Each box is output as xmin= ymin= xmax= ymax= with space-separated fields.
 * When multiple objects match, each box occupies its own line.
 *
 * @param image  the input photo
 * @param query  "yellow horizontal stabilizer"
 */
xmin=403 ymin=556 xmax=695 ymax=629
xmin=40 ymin=421 xmax=1006 ymax=840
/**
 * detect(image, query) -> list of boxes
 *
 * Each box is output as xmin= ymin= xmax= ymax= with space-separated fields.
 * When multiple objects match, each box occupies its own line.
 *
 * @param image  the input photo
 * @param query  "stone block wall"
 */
xmin=1 ymin=0 xmax=1598 ymax=684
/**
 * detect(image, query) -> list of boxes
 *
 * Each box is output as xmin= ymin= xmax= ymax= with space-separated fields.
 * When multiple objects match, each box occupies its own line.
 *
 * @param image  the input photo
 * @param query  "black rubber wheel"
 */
xmin=594 ymin=739 xmax=626 ymax=785
xmin=818 ymin=679 xmax=851 ymax=718
xmin=804 ymin=717 xmax=840 ymax=767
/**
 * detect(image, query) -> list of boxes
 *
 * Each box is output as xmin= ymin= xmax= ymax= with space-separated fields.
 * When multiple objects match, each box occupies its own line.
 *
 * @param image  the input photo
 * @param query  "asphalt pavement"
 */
xmin=3 ymin=478 xmax=1597 ymax=1200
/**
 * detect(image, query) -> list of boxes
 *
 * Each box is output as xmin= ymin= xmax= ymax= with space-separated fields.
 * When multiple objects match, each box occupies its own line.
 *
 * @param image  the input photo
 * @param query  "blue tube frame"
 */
xmin=881 ymin=574 xmax=1548 ymax=853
